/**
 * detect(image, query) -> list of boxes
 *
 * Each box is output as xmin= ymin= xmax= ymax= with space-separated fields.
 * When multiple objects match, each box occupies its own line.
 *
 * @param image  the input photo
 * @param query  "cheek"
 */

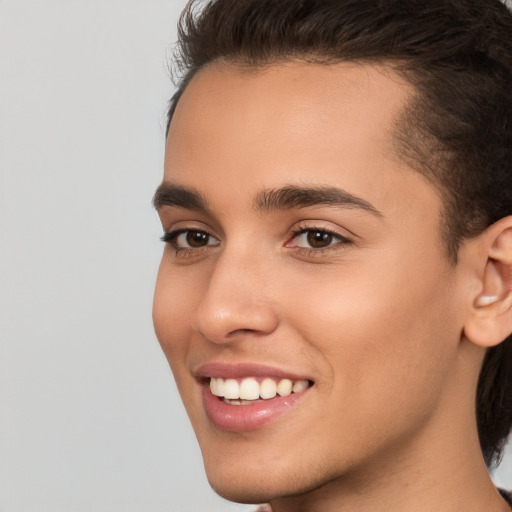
xmin=152 ymin=260 xmax=197 ymax=366
xmin=283 ymin=253 xmax=461 ymax=419
xmin=153 ymin=262 xmax=206 ymax=424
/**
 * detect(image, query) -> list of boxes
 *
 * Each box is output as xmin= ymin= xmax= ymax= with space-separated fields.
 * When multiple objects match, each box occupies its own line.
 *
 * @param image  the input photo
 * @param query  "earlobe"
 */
xmin=464 ymin=217 xmax=512 ymax=348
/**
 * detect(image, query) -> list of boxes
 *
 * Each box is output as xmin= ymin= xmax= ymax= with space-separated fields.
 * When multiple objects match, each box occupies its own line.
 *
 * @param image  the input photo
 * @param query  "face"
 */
xmin=153 ymin=62 xmax=470 ymax=504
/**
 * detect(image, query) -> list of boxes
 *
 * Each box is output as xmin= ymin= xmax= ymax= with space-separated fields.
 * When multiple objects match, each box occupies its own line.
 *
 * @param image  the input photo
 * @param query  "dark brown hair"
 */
xmin=167 ymin=0 xmax=512 ymax=467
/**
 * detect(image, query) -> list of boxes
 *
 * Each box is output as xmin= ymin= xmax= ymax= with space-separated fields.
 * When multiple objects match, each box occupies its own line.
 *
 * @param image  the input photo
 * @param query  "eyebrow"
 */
xmin=153 ymin=183 xmax=210 ymax=214
xmin=255 ymin=185 xmax=383 ymax=217
xmin=153 ymin=182 xmax=383 ymax=218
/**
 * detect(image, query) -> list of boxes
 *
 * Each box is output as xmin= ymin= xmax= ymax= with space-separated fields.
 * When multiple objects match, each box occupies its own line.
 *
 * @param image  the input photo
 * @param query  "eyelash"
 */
xmin=160 ymin=223 xmax=352 ymax=257
xmin=160 ymin=229 xmax=218 ymax=257
xmin=286 ymin=222 xmax=352 ymax=256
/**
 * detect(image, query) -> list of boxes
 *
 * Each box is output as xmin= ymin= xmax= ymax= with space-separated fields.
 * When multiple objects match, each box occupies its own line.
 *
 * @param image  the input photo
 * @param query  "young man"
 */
xmin=153 ymin=1 xmax=512 ymax=510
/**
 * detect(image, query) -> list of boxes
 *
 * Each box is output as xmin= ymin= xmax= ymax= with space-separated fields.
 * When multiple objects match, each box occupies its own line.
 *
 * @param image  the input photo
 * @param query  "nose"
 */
xmin=192 ymin=248 xmax=279 ymax=344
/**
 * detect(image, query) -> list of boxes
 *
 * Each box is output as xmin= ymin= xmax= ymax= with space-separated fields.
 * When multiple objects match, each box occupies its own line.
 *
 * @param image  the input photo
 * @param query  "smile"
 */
xmin=210 ymin=376 xmax=311 ymax=404
xmin=197 ymin=364 xmax=315 ymax=431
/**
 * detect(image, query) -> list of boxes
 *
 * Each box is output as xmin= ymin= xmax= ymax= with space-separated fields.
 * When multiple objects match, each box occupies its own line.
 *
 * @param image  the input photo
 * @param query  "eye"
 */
xmin=296 ymin=230 xmax=338 ymax=249
xmin=286 ymin=224 xmax=352 ymax=252
xmin=161 ymin=229 xmax=220 ymax=251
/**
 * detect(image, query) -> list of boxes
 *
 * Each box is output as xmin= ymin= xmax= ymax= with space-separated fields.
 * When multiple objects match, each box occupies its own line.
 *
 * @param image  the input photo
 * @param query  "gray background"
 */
xmin=1 ymin=1 xmax=510 ymax=511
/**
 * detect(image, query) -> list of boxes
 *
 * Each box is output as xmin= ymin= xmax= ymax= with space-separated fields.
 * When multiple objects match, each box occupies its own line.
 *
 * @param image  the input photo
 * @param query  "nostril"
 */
xmin=225 ymin=327 xmax=273 ymax=339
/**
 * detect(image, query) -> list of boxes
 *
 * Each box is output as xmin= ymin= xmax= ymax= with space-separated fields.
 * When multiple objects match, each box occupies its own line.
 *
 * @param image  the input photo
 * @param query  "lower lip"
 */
xmin=201 ymin=383 xmax=310 ymax=431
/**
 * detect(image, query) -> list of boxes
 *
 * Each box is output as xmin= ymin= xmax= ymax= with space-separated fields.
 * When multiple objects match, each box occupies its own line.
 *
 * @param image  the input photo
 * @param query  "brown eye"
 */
xmin=186 ymin=230 xmax=210 ymax=247
xmin=162 ymin=229 xmax=220 ymax=251
xmin=288 ymin=226 xmax=350 ymax=252
xmin=307 ymin=231 xmax=334 ymax=248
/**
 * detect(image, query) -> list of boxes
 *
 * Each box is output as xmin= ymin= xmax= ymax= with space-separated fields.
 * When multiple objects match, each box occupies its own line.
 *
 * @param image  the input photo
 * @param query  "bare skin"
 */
xmin=153 ymin=61 xmax=512 ymax=512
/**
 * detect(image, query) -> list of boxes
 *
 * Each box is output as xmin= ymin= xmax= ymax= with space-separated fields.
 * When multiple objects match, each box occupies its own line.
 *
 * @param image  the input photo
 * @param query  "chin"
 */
xmin=209 ymin=480 xmax=273 ymax=506
xmin=207 ymin=473 xmax=295 ymax=505
xmin=202 ymin=452 xmax=277 ymax=503
xmin=202 ymin=450 xmax=333 ymax=505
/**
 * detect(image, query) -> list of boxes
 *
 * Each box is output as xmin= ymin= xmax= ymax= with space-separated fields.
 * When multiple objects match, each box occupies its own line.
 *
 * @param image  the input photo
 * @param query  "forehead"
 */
xmin=164 ymin=61 xmax=439 ymax=223
xmin=168 ymin=61 xmax=411 ymax=162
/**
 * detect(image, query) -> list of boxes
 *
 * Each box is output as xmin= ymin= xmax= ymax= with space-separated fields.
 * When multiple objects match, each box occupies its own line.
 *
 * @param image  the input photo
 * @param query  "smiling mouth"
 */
xmin=209 ymin=376 xmax=314 ymax=405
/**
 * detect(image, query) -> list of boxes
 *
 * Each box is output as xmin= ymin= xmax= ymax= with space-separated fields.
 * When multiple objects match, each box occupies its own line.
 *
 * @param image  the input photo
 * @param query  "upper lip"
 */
xmin=195 ymin=362 xmax=314 ymax=382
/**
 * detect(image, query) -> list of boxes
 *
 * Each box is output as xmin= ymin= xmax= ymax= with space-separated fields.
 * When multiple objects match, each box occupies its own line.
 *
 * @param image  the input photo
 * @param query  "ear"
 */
xmin=464 ymin=216 xmax=512 ymax=347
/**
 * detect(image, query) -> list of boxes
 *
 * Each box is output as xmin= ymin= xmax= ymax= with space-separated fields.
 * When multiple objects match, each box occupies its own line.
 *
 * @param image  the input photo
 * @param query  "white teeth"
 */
xmin=224 ymin=399 xmax=254 ymax=405
xmin=209 ymin=376 xmax=310 ymax=401
xmin=239 ymin=378 xmax=260 ymax=400
xmin=223 ymin=379 xmax=240 ymax=399
xmin=259 ymin=378 xmax=277 ymax=399
xmin=210 ymin=378 xmax=222 ymax=397
xmin=293 ymin=380 xmax=309 ymax=393
xmin=276 ymin=378 xmax=293 ymax=397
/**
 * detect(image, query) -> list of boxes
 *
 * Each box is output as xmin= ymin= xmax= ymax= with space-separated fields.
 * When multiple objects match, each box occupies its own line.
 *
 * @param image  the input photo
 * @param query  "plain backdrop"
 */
xmin=1 ymin=1 xmax=511 ymax=512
